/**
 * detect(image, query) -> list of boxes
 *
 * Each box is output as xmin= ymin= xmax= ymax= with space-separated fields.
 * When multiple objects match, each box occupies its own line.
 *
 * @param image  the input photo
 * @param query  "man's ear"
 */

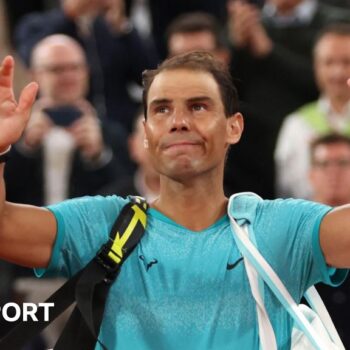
xmin=226 ymin=112 xmax=244 ymax=145
xmin=142 ymin=119 xmax=149 ymax=148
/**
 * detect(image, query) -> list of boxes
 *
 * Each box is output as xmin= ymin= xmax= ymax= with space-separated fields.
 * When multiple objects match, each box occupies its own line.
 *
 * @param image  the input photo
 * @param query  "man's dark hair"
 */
xmin=166 ymin=12 xmax=227 ymax=51
xmin=310 ymin=133 xmax=350 ymax=163
xmin=142 ymin=51 xmax=239 ymax=119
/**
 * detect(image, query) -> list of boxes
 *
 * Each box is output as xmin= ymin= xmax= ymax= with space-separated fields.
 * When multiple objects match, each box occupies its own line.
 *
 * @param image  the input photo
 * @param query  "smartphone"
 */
xmin=43 ymin=105 xmax=83 ymax=127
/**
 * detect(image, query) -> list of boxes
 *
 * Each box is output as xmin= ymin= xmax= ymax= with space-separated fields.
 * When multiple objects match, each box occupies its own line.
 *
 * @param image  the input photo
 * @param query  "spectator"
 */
xmin=166 ymin=11 xmax=274 ymax=197
xmin=147 ymin=0 xmax=228 ymax=59
xmin=309 ymin=134 xmax=350 ymax=206
xmin=308 ymin=133 xmax=350 ymax=347
xmin=228 ymin=0 xmax=350 ymax=196
xmin=275 ymin=24 xmax=350 ymax=199
xmin=166 ymin=12 xmax=230 ymax=63
xmin=14 ymin=0 xmax=159 ymax=132
xmin=5 ymin=34 xmax=129 ymax=206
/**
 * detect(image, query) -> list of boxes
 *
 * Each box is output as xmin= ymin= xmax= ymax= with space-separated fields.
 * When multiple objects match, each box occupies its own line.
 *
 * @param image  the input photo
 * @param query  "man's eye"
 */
xmin=156 ymin=106 xmax=169 ymax=114
xmin=191 ymin=104 xmax=206 ymax=111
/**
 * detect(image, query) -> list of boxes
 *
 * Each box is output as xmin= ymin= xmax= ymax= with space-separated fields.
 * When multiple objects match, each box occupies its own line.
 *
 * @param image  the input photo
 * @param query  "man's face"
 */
xmin=314 ymin=34 xmax=350 ymax=103
xmin=144 ymin=68 xmax=243 ymax=181
xmin=168 ymin=31 xmax=217 ymax=57
xmin=309 ymin=142 xmax=350 ymax=205
xmin=168 ymin=31 xmax=229 ymax=65
xmin=32 ymin=44 xmax=88 ymax=104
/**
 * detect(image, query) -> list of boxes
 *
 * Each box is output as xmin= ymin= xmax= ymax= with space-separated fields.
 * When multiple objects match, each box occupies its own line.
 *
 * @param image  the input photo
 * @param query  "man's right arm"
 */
xmin=0 ymin=56 xmax=57 ymax=268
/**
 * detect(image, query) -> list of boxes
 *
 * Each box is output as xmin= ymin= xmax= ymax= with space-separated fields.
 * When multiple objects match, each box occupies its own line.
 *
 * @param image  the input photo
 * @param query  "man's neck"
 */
xmin=151 ymin=175 xmax=227 ymax=231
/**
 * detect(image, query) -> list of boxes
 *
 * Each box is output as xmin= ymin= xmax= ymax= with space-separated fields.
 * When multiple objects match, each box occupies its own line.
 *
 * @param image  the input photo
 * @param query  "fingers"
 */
xmin=18 ymin=82 xmax=39 ymax=121
xmin=348 ymin=78 xmax=350 ymax=87
xmin=0 ymin=56 xmax=14 ymax=89
xmin=70 ymin=117 xmax=103 ymax=159
xmin=74 ymin=99 xmax=96 ymax=117
xmin=227 ymin=0 xmax=260 ymax=46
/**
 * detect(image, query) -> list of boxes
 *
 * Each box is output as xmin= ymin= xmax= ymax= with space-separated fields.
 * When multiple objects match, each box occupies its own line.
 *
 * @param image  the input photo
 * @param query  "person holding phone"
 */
xmin=4 ymin=34 xmax=130 ymax=207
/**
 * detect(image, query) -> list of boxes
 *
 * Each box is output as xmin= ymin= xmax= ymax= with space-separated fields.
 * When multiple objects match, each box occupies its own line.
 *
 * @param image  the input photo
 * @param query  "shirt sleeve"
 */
xmin=254 ymin=198 xmax=348 ymax=302
xmin=35 ymin=195 xmax=128 ymax=278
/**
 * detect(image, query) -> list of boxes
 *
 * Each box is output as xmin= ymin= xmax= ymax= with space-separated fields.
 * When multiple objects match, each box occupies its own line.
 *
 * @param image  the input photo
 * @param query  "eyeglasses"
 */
xmin=35 ymin=62 xmax=87 ymax=74
xmin=312 ymin=159 xmax=350 ymax=169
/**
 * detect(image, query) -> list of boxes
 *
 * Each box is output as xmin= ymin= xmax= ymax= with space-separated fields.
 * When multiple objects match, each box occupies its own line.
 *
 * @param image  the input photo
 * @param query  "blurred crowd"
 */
xmin=1 ymin=0 xmax=350 ymax=348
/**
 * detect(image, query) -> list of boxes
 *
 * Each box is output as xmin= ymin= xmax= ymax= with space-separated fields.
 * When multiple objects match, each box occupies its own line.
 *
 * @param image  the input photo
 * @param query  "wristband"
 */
xmin=0 ymin=146 xmax=11 ymax=163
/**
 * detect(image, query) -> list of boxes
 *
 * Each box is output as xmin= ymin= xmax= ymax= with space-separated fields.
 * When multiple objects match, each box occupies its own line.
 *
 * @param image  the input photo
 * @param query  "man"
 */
xmin=166 ymin=12 xmax=230 ymax=63
xmin=308 ymin=133 xmax=350 ymax=348
xmin=309 ymin=134 xmax=350 ymax=206
xmin=166 ymin=12 xmax=274 ymax=198
xmin=14 ymin=0 xmax=159 ymax=132
xmin=0 ymin=52 xmax=350 ymax=349
xmin=275 ymin=24 xmax=350 ymax=199
xmin=4 ymin=34 xmax=130 ymax=206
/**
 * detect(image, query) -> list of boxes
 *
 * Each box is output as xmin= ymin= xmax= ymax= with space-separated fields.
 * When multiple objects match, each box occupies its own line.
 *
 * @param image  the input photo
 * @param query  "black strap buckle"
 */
xmin=95 ymin=242 xmax=122 ymax=283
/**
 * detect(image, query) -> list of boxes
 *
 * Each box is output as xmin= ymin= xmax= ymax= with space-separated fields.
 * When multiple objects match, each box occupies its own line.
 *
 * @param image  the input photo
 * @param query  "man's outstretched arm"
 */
xmin=320 ymin=205 xmax=350 ymax=268
xmin=319 ymin=78 xmax=350 ymax=268
xmin=0 ymin=56 xmax=56 ymax=268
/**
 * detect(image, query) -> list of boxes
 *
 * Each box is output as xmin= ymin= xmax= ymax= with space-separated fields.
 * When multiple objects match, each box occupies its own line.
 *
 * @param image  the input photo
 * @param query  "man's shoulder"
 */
xmin=48 ymin=194 xmax=130 ymax=222
xmin=230 ymin=193 xmax=326 ymax=221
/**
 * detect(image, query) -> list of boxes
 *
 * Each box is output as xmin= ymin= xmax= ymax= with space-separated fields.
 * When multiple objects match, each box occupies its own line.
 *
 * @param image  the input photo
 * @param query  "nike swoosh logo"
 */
xmin=227 ymin=257 xmax=243 ymax=270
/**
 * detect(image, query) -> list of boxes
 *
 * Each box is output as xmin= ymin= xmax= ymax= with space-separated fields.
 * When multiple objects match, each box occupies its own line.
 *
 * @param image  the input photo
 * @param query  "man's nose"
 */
xmin=170 ymin=109 xmax=190 ymax=132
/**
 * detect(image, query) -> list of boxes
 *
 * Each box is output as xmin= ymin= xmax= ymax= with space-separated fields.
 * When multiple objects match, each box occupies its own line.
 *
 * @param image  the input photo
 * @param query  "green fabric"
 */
xmin=299 ymin=102 xmax=350 ymax=136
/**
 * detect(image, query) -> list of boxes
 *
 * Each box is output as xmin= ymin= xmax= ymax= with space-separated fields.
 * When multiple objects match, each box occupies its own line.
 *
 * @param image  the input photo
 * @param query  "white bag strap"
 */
xmin=304 ymin=286 xmax=344 ymax=348
xmin=229 ymin=193 xmax=276 ymax=350
xmin=227 ymin=195 xmax=344 ymax=350
xmin=242 ymin=246 xmax=277 ymax=350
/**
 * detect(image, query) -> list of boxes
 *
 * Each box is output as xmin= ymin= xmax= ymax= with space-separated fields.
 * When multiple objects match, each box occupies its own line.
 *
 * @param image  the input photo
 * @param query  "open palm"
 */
xmin=0 ymin=56 xmax=38 ymax=151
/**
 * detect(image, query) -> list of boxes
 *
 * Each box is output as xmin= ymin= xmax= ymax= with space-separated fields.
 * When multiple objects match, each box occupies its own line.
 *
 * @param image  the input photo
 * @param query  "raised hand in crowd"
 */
xmin=227 ymin=0 xmax=273 ymax=57
xmin=62 ymin=0 xmax=104 ymax=19
xmin=62 ymin=0 xmax=129 ymax=34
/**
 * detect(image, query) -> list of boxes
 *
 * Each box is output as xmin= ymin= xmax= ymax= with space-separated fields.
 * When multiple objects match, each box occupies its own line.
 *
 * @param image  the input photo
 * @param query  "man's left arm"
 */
xmin=320 ymin=206 xmax=350 ymax=268
xmin=320 ymin=79 xmax=350 ymax=268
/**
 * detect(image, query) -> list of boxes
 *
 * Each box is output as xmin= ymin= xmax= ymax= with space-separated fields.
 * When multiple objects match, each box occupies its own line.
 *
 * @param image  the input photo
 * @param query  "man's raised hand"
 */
xmin=0 ymin=56 xmax=38 ymax=152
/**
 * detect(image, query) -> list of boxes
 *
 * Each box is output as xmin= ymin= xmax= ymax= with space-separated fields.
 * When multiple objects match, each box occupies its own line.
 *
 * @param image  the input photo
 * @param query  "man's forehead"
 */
xmin=147 ymin=68 xmax=220 ymax=101
xmin=314 ymin=143 xmax=350 ymax=158
xmin=34 ymin=43 xmax=85 ymax=67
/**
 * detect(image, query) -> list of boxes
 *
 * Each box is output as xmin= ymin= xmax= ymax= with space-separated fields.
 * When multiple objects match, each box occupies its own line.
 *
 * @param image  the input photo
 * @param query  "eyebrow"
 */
xmin=149 ymin=98 xmax=172 ymax=107
xmin=149 ymin=96 xmax=213 ymax=106
xmin=186 ymin=96 xmax=213 ymax=104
